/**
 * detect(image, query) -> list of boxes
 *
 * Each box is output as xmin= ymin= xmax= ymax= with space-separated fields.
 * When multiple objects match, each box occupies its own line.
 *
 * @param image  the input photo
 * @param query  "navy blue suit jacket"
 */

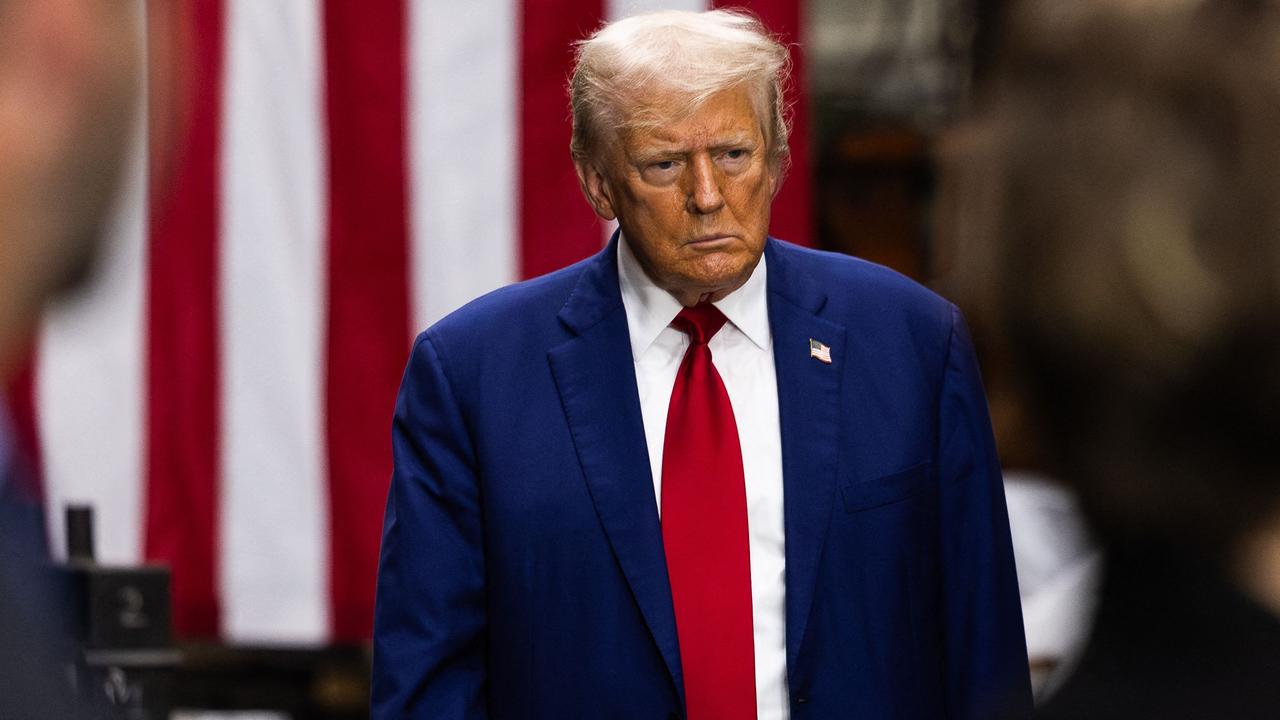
xmin=371 ymin=238 xmax=1031 ymax=719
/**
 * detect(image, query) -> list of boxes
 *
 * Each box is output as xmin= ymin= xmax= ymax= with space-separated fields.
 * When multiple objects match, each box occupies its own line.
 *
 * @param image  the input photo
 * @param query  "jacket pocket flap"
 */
xmin=841 ymin=462 xmax=931 ymax=513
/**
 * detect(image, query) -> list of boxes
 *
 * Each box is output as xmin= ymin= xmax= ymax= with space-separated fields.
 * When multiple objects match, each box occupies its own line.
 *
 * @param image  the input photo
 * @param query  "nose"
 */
xmin=686 ymin=153 xmax=725 ymax=215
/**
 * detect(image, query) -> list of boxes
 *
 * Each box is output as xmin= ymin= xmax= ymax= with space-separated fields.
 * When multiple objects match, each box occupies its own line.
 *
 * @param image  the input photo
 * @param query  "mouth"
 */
xmin=686 ymin=234 xmax=736 ymax=248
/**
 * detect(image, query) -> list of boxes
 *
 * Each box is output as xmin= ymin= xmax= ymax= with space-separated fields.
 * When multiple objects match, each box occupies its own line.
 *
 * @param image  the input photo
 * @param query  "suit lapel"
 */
xmin=547 ymin=238 xmax=685 ymax=704
xmin=765 ymin=240 xmax=846 ymax=672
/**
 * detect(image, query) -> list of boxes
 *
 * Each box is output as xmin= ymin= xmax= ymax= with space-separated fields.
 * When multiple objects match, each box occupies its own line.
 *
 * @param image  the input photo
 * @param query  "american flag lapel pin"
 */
xmin=809 ymin=338 xmax=832 ymax=364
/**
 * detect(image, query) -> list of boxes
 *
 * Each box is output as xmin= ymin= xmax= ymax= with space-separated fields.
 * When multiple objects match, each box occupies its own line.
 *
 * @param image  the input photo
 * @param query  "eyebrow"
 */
xmin=632 ymin=135 xmax=758 ymax=163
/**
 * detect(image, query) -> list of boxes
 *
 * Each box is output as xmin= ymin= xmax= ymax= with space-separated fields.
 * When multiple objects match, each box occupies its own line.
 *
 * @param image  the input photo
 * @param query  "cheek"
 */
xmin=629 ymin=193 xmax=690 ymax=240
xmin=646 ymin=190 xmax=688 ymax=225
xmin=727 ymin=177 xmax=772 ymax=223
xmin=730 ymin=166 xmax=771 ymax=201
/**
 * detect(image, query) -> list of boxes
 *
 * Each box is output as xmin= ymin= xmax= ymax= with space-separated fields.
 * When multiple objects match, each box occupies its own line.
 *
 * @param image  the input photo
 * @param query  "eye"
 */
xmin=640 ymin=159 xmax=681 ymax=184
xmin=717 ymin=148 xmax=752 ymax=171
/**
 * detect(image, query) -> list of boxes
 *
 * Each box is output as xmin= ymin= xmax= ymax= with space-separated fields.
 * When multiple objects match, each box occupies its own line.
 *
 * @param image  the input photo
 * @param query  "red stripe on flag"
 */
xmin=519 ymin=0 xmax=605 ymax=279
xmin=144 ymin=0 xmax=224 ymax=638
xmin=714 ymin=0 xmax=813 ymax=246
xmin=5 ymin=342 xmax=44 ymax=504
xmin=322 ymin=0 xmax=411 ymax=642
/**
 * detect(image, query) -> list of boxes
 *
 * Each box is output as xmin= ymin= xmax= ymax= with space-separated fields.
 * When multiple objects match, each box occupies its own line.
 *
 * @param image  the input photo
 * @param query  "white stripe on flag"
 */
xmin=409 ymin=0 xmax=519 ymax=330
xmin=221 ymin=0 xmax=328 ymax=644
xmin=38 ymin=0 xmax=149 ymax=566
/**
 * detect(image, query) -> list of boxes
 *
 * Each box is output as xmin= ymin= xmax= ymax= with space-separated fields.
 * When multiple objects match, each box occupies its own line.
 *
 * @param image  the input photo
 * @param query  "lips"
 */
xmin=688 ymin=233 xmax=734 ymax=245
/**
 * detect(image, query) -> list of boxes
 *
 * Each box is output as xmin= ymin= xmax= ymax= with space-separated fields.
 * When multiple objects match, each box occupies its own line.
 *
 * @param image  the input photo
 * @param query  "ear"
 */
xmin=574 ymin=159 xmax=617 ymax=222
xmin=767 ymin=157 xmax=782 ymax=200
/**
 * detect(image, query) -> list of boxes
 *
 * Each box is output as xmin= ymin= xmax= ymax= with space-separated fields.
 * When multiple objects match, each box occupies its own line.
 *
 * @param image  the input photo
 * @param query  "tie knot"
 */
xmin=671 ymin=303 xmax=729 ymax=345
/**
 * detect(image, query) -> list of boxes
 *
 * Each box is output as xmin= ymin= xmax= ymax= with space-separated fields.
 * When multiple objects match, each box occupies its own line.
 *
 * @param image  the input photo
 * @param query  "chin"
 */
xmin=684 ymin=256 xmax=753 ymax=291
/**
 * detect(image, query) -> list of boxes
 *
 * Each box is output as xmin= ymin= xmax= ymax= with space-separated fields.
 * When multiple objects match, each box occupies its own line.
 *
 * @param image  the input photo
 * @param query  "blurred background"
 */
xmin=3 ymin=0 xmax=1101 ymax=717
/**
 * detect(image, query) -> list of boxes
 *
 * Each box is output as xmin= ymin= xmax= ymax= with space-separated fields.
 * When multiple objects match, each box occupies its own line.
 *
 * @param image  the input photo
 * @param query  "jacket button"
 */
xmin=796 ymin=696 xmax=809 ymax=704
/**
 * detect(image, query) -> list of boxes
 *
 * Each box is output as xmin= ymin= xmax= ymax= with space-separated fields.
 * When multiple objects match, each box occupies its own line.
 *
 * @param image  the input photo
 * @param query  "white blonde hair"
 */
xmin=569 ymin=9 xmax=792 ymax=170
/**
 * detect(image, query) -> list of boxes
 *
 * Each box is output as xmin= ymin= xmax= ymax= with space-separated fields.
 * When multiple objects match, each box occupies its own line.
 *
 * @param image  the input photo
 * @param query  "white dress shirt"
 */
xmin=1003 ymin=471 xmax=1102 ymax=699
xmin=618 ymin=237 xmax=790 ymax=720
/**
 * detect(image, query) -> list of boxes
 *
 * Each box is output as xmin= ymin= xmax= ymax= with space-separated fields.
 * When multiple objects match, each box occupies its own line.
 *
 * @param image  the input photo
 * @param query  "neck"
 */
xmin=0 ymin=293 xmax=32 ymax=382
xmin=672 ymin=282 xmax=745 ymax=308
xmin=0 ymin=215 xmax=48 ymax=379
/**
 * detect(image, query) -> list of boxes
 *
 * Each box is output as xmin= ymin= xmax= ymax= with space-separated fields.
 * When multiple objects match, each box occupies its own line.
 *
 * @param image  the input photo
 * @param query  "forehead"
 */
xmin=618 ymin=86 xmax=764 ymax=153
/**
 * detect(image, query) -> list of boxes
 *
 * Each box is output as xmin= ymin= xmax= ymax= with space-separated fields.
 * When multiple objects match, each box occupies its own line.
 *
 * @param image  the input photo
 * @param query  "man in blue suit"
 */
xmin=372 ymin=9 xmax=1030 ymax=719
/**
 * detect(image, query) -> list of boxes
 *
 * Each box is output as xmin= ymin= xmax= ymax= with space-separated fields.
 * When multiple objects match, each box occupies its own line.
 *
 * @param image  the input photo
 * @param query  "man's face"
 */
xmin=578 ymin=86 xmax=777 ymax=306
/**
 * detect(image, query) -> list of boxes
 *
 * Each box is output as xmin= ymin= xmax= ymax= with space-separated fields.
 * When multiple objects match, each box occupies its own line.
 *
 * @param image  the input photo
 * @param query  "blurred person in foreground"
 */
xmin=0 ymin=0 xmax=139 ymax=715
xmin=944 ymin=0 xmax=1280 ymax=716
xmin=372 ymin=8 xmax=1031 ymax=719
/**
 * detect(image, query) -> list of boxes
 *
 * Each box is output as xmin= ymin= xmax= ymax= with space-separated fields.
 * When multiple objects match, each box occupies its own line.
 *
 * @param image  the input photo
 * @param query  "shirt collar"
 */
xmin=617 ymin=233 xmax=771 ymax=358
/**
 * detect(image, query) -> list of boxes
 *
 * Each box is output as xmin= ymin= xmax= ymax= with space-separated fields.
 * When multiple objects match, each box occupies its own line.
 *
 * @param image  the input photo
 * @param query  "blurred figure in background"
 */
xmin=0 ymin=0 xmax=139 ymax=715
xmin=944 ymin=0 xmax=1280 ymax=717
xmin=975 ymin=328 xmax=1101 ymax=699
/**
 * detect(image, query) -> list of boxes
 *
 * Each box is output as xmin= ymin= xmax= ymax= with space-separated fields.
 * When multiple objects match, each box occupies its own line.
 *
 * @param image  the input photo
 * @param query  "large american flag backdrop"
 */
xmin=7 ymin=0 xmax=812 ymax=646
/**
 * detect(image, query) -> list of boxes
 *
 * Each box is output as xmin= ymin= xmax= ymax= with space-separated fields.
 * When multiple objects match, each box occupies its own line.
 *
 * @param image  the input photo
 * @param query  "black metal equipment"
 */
xmin=60 ymin=505 xmax=179 ymax=720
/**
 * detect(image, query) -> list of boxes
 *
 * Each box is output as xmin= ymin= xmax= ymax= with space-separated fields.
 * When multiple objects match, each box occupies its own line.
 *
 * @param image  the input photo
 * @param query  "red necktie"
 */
xmin=661 ymin=303 xmax=757 ymax=719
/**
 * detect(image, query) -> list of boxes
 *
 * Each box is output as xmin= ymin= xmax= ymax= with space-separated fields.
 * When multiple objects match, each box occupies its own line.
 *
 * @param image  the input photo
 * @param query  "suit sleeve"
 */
xmin=935 ymin=305 xmax=1033 ymax=719
xmin=371 ymin=333 xmax=488 ymax=719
